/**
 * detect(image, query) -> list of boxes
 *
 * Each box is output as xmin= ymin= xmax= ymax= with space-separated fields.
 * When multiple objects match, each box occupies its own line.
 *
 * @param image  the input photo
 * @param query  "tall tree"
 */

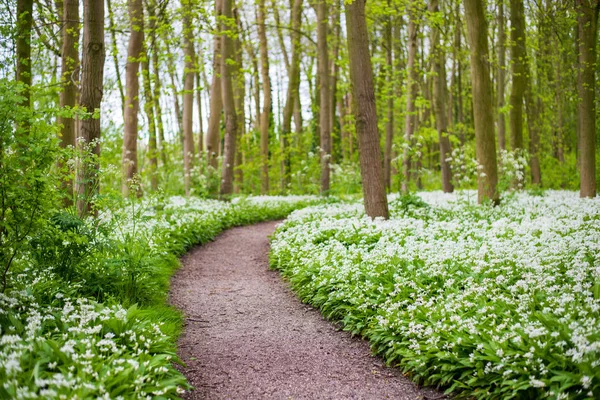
xmin=76 ymin=0 xmax=105 ymax=215
xmin=257 ymin=0 xmax=271 ymax=193
xmin=509 ymin=0 xmax=526 ymax=155
xmin=219 ymin=0 xmax=238 ymax=196
xmin=141 ymin=24 xmax=158 ymax=191
xmin=207 ymin=0 xmax=224 ymax=179
xmin=58 ymin=0 xmax=80 ymax=205
xmin=464 ymin=0 xmax=499 ymax=203
xmin=496 ymin=0 xmax=506 ymax=151
xmin=577 ymin=0 xmax=599 ymax=197
xmin=317 ymin=0 xmax=331 ymax=195
xmin=430 ymin=0 xmax=453 ymax=193
xmin=16 ymin=0 xmax=33 ymax=135
xmin=122 ymin=0 xmax=144 ymax=196
xmin=182 ymin=0 xmax=196 ymax=196
xmin=107 ymin=0 xmax=125 ymax=113
xmin=383 ymin=2 xmax=394 ymax=190
xmin=345 ymin=0 xmax=389 ymax=219
xmin=402 ymin=0 xmax=419 ymax=193
xmin=281 ymin=0 xmax=303 ymax=190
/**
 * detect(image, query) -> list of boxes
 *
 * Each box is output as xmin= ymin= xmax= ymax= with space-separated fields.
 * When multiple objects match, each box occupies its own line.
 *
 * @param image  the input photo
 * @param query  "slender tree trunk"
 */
xmin=219 ymin=0 xmax=238 ymax=197
xmin=234 ymin=9 xmax=245 ymax=192
xmin=402 ymin=1 xmax=419 ymax=193
xmin=509 ymin=0 xmax=526 ymax=153
xmin=317 ymin=0 xmax=331 ymax=195
xmin=257 ymin=0 xmax=271 ymax=194
xmin=464 ymin=0 xmax=499 ymax=204
xmin=182 ymin=1 xmax=196 ymax=196
xmin=345 ymin=0 xmax=389 ymax=219
xmin=58 ymin=0 xmax=79 ymax=206
xmin=148 ymin=0 xmax=167 ymax=168
xmin=122 ymin=0 xmax=144 ymax=196
xmin=430 ymin=0 xmax=453 ymax=193
xmin=164 ymin=38 xmax=184 ymax=145
xmin=16 ymin=0 xmax=33 ymax=135
xmin=142 ymin=51 xmax=158 ymax=191
xmin=577 ymin=0 xmax=599 ymax=197
xmin=77 ymin=0 xmax=105 ymax=216
xmin=497 ymin=0 xmax=506 ymax=151
xmin=330 ymin=0 xmax=341 ymax=164
xmin=106 ymin=0 xmax=125 ymax=113
xmin=383 ymin=7 xmax=394 ymax=190
xmin=206 ymin=0 xmax=224 ymax=182
xmin=281 ymin=0 xmax=303 ymax=191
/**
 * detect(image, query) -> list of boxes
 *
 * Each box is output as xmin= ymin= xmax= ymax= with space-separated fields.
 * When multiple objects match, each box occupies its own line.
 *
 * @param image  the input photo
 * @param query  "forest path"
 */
xmin=170 ymin=220 xmax=440 ymax=400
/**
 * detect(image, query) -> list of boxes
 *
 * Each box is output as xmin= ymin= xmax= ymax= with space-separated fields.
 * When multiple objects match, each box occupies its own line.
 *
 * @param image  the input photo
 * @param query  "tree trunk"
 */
xmin=106 ymin=0 xmax=125 ymax=113
xmin=122 ymin=0 xmax=144 ymax=196
xmin=148 ymin=0 xmax=167 ymax=168
xmin=281 ymin=0 xmax=303 ymax=191
xmin=234 ymin=9 xmax=245 ymax=193
xmin=58 ymin=0 xmax=79 ymax=205
xmin=77 ymin=0 xmax=105 ymax=216
xmin=509 ymin=0 xmax=526 ymax=153
xmin=464 ymin=0 xmax=499 ymax=204
xmin=496 ymin=0 xmax=506 ymax=151
xmin=383 ymin=7 xmax=394 ymax=190
xmin=257 ymin=0 xmax=271 ymax=194
xmin=142 ymin=50 xmax=158 ymax=191
xmin=317 ymin=0 xmax=331 ymax=195
xmin=16 ymin=0 xmax=33 ymax=135
xmin=577 ymin=0 xmax=599 ymax=197
xmin=402 ymin=1 xmax=419 ymax=193
xmin=206 ymin=0 xmax=224 ymax=181
xmin=182 ymin=1 xmax=196 ymax=196
xmin=345 ymin=0 xmax=389 ymax=219
xmin=219 ymin=0 xmax=238 ymax=197
xmin=430 ymin=0 xmax=453 ymax=193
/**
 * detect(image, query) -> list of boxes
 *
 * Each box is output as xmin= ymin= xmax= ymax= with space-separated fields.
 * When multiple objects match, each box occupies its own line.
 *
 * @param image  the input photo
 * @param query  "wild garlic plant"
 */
xmin=271 ymin=191 xmax=600 ymax=399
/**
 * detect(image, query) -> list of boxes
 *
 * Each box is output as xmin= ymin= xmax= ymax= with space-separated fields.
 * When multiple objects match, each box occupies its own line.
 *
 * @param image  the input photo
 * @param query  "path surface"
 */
xmin=170 ymin=221 xmax=441 ymax=400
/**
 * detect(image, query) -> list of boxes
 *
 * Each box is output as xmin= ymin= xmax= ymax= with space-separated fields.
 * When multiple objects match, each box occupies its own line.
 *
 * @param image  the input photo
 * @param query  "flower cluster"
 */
xmin=0 ymin=291 xmax=187 ymax=399
xmin=270 ymin=191 xmax=600 ymax=399
xmin=1 ymin=195 xmax=321 ymax=398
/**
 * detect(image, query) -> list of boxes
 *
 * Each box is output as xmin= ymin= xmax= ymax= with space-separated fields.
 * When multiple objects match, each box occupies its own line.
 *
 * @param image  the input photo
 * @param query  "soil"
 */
xmin=170 ymin=220 xmax=443 ymax=400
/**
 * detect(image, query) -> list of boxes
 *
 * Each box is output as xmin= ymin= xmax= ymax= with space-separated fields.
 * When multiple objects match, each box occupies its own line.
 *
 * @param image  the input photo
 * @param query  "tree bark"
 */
xmin=142 ymin=48 xmax=158 ymax=191
xmin=16 ymin=0 xmax=33 ymax=135
xmin=383 ymin=6 xmax=394 ymax=190
xmin=430 ymin=0 xmax=453 ymax=193
xmin=402 ymin=1 xmax=419 ymax=193
xmin=577 ymin=0 xmax=599 ymax=197
xmin=317 ymin=0 xmax=331 ymax=195
xmin=257 ymin=0 xmax=271 ymax=194
xmin=58 ymin=0 xmax=79 ymax=205
xmin=206 ymin=0 xmax=224 ymax=179
xmin=509 ymin=0 xmax=526 ymax=153
xmin=496 ymin=0 xmax=506 ymax=151
xmin=122 ymin=0 xmax=144 ymax=196
xmin=345 ymin=0 xmax=389 ymax=219
xmin=149 ymin=0 xmax=167 ymax=168
xmin=281 ymin=0 xmax=303 ymax=191
xmin=77 ymin=0 xmax=105 ymax=216
xmin=106 ymin=0 xmax=124 ymax=114
xmin=182 ymin=1 xmax=196 ymax=196
xmin=219 ymin=0 xmax=238 ymax=197
xmin=464 ymin=0 xmax=499 ymax=204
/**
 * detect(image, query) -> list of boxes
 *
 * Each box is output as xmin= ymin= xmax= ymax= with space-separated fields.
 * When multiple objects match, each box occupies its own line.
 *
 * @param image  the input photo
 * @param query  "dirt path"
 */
xmin=170 ymin=220 xmax=440 ymax=400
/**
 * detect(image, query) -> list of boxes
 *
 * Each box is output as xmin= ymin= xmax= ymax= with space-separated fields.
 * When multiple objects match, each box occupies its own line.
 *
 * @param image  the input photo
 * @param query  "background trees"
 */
xmin=1 ymin=0 xmax=598 ymax=209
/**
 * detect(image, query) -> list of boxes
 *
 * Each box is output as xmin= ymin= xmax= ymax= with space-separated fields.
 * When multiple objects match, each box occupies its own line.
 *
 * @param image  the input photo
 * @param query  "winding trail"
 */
xmin=170 ymin=221 xmax=440 ymax=400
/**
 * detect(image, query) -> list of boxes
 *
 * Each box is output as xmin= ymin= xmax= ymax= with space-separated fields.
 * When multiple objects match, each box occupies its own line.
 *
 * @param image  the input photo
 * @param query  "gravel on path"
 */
xmin=170 ymin=220 xmax=442 ymax=400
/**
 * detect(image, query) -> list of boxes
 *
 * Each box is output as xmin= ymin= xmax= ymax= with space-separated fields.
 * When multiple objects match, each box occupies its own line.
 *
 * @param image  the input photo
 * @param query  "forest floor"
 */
xmin=170 ymin=220 xmax=443 ymax=399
